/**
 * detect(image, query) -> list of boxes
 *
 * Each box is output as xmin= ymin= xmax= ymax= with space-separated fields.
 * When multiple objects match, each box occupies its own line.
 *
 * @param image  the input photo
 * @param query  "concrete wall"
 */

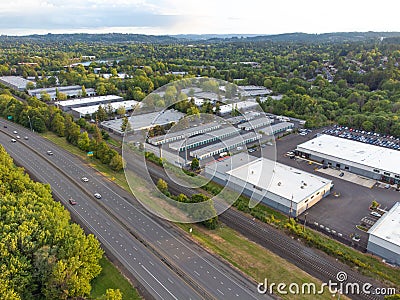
xmin=367 ymin=240 xmax=400 ymax=266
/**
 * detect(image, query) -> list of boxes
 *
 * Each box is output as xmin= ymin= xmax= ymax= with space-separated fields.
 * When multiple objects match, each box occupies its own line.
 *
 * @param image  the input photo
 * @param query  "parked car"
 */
xmin=370 ymin=211 xmax=382 ymax=218
xmin=339 ymin=172 xmax=344 ymax=177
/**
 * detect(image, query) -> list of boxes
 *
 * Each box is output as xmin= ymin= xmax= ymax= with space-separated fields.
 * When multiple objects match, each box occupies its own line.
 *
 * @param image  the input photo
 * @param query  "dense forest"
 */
xmin=0 ymin=32 xmax=400 ymax=136
xmin=0 ymin=145 xmax=104 ymax=299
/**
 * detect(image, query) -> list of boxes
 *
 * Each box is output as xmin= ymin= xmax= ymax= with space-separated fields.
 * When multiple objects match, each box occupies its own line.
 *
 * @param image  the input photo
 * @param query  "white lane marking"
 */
xmin=141 ymin=264 xmax=178 ymax=300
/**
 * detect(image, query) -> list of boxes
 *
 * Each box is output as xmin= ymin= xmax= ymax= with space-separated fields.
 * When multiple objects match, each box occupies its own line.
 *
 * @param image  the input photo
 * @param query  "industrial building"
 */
xmin=148 ymin=123 xmax=220 ymax=146
xmin=71 ymin=100 xmax=139 ymax=118
xmin=240 ymin=85 xmax=272 ymax=97
xmin=367 ymin=202 xmax=400 ymax=266
xmin=28 ymin=85 xmax=96 ymax=100
xmin=169 ymin=127 xmax=240 ymax=151
xmin=239 ymin=117 xmax=274 ymax=131
xmin=0 ymin=76 xmax=35 ymax=91
xmin=226 ymin=111 xmax=260 ymax=125
xmin=258 ymin=122 xmax=294 ymax=136
xmin=55 ymin=95 xmax=123 ymax=111
xmin=101 ymin=109 xmax=185 ymax=135
xmin=190 ymin=132 xmax=262 ymax=160
xmin=296 ymin=134 xmax=400 ymax=184
xmin=205 ymin=153 xmax=333 ymax=216
xmin=216 ymin=100 xmax=259 ymax=115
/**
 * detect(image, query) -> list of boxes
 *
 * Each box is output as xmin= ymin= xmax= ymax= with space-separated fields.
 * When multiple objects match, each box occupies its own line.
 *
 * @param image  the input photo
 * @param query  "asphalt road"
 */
xmin=130 ymin=148 xmax=388 ymax=300
xmin=0 ymin=119 xmax=271 ymax=300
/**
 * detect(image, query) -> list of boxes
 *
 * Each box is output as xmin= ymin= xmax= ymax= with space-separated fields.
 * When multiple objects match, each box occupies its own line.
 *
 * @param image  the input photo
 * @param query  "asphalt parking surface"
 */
xmin=255 ymin=129 xmax=400 ymax=249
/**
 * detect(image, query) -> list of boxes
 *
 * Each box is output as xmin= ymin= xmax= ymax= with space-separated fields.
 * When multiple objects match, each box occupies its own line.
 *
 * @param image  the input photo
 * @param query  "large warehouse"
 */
xmin=28 ymin=85 xmax=96 ymax=100
xmin=205 ymin=153 xmax=333 ymax=216
xmin=367 ymin=202 xmax=400 ymax=266
xmin=296 ymin=134 xmax=400 ymax=184
xmin=0 ymin=76 xmax=35 ymax=91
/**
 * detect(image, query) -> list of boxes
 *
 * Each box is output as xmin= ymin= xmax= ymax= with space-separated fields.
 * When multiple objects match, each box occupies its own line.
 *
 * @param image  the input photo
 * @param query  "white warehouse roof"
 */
xmin=227 ymin=158 xmax=332 ymax=204
xmin=72 ymin=100 xmax=139 ymax=116
xmin=55 ymin=95 xmax=123 ymax=108
xmin=216 ymin=100 xmax=259 ymax=114
xmin=368 ymin=202 xmax=400 ymax=249
xmin=296 ymin=134 xmax=400 ymax=177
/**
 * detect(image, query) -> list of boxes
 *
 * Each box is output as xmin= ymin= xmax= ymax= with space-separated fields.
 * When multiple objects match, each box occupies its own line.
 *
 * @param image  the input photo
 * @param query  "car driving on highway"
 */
xmin=69 ymin=198 xmax=77 ymax=205
xmin=94 ymin=193 xmax=102 ymax=199
xmin=81 ymin=177 xmax=89 ymax=182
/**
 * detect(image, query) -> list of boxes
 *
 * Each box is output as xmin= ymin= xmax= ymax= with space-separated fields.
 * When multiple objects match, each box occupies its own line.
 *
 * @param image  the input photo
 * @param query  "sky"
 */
xmin=0 ymin=0 xmax=399 ymax=36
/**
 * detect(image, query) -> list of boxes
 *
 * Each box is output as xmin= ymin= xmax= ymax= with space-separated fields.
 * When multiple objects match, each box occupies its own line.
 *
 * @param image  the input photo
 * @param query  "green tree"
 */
xmin=191 ymin=158 xmax=200 ymax=170
xmin=116 ymin=105 xmax=126 ymax=117
xmin=96 ymin=106 xmax=108 ymax=122
xmin=157 ymin=178 xmax=168 ymax=194
xmin=40 ymin=92 xmax=51 ymax=102
xmin=78 ymin=132 xmax=90 ymax=151
xmin=109 ymin=154 xmax=125 ymax=171
xmin=102 ymin=289 xmax=123 ymax=300
xmin=120 ymin=116 xmax=131 ymax=133
xmin=81 ymin=85 xmax=87 ymax=97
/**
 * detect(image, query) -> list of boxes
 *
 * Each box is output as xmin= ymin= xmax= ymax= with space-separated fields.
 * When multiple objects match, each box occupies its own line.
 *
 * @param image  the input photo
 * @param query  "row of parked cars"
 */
xmin=322 ymin=126 xmax=400 ymax=150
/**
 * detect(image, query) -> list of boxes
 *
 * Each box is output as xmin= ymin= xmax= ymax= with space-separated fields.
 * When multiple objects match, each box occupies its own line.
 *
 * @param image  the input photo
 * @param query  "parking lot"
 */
xmin=262 ymin=129 xmax=400 ymax=250
xmin=322 ymin=125 xmax=400 ymax=151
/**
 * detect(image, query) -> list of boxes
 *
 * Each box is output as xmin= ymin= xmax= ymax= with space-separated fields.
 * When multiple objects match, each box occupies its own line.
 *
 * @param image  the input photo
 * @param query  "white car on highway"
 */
xmin=94 ymin=193 xmax=102 ymax=199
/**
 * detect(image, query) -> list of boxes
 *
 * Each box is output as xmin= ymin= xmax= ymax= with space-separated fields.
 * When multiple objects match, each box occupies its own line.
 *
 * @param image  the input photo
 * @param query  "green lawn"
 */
xmin=90 ymin=256 xmax=141 ymax=300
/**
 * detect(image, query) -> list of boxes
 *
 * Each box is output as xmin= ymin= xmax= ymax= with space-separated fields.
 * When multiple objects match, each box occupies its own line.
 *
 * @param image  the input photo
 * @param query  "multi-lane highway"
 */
xmin=0 ymin=119 xmax=272 ymax=300
xmin=125 ymin=149 xmax=387 ymax=300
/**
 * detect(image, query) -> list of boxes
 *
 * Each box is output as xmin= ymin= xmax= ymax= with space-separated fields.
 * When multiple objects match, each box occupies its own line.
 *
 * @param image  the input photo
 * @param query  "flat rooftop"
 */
xmin=217 ymin=100 xmax=259 ymax=114
xmin=368 ymin=202 xmax=400 ymax=247
xmin=240 ymin=117 xmax=273 ymax=130
xmin=190 ymin=132 xmax=261 ymax=157
xmin=101 ymin=109 xmax=184 ymax=133
xmin=148 ymin=122 xmax=220 ymax=144
xmin=296 ymin=134 xmax=400 ymax=176
xmin=72 ymin=100 xmax=139 ymax=115
xmin=258 ymin=122 xmax=294 ymax=135
xmin=227 ymin=157 xmax=332 ymax=203
xmin=0 ymin=76 xmax=35 ymax=88
xmin=55 ymin=95 xmax=123 ymax=108
xmin=169 ymin=127 xmax=240 ymax=151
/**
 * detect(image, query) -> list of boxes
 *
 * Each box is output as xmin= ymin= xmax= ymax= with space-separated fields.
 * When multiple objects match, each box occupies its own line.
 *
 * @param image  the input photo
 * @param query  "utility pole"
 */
xmin=289 ymin=194 xmax=293 ymax=221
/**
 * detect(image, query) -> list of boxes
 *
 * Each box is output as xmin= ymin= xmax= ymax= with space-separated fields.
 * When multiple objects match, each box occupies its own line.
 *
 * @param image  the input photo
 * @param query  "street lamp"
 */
xmin=27 ymin=115 xmax=33 ymax=132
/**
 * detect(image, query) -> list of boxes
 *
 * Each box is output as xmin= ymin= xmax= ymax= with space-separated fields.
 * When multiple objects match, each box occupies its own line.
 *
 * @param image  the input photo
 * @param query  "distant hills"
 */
xmin=1 ymin=31 xmax=400 ymax=44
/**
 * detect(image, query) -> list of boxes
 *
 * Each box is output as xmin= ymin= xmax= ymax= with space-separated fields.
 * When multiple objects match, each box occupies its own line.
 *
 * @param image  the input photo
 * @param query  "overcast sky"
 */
xmin=0 ymin=0 xmax=399 ymax=36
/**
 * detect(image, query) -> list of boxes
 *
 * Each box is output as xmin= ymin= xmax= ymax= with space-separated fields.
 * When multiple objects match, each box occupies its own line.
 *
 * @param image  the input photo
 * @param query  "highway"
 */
xmin=0 ymin=120 xmax=271 ymax=300
xmin=126 ymin=150 xmax=387 ymax=300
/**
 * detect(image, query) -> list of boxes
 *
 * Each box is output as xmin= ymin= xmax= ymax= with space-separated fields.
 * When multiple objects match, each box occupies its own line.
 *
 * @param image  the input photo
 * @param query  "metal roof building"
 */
xmin=367 ymin=202 xmax=400 ymax=265
xmin=101 ymin=109 xmax=184 ymax=136
xmin=216 ymin=100 xmax=259 ymax=115
xmin=205 ymin=153 xmax=332 ymax=216
xmin=169 ymin=127 xmax=240 ymax=151
xmin=0 ymin=76 xmax=35 ymax=91
xmin=258 ymin=122 xmax=294 ymax=135
xmin=190 ymin=132 xmax=261 ymax=160
xmin=239 ymin=117 xmax=274 ymax=131
xmin=148 ymin=123 xmax=221 ymax=146
xmin=28 ymin=85 xmax=96 ymax=100
xmin=71 ymin=100 xmax=139 ymax=118
xmin=296 ymin=134 xmax=400 ymax=184
xmin=55 ymin=95 xmax=123 ymax=111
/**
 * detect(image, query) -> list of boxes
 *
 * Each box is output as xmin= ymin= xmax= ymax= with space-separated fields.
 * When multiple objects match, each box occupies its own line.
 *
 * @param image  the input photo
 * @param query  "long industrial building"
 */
xmin=367 ymin=202 xmax=400 ymax=266
xmin=55 ymin=95 xmax=123 ymax=111
xmin=190 ymin=132 xmax=262 ymax=160
xmin=239 ymin=117 xmax=274 ymax=131
xmin=0 ymin=76 xmax=35 ymax=91
xmin=296 ymin=134 xmax=400 ymax=185
xmin=205 ymin=153 xmax=333 ymax=216
xmin=71 ymin=100 xmax=139 ymax=118
xmin=169 ymin=127 xmax=240 ymax=151
xmin=101 ymin=109 xmax=185 ymax=135
xmin=216 ymin=100 xmax=259 ymax=115
xmin=28 ymin=85 xmax=96 ymax=100
xmin=148 ymin=123 xmax=220 ymax=146
xmin=258 ymin=122 xmax=294 ymax=136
